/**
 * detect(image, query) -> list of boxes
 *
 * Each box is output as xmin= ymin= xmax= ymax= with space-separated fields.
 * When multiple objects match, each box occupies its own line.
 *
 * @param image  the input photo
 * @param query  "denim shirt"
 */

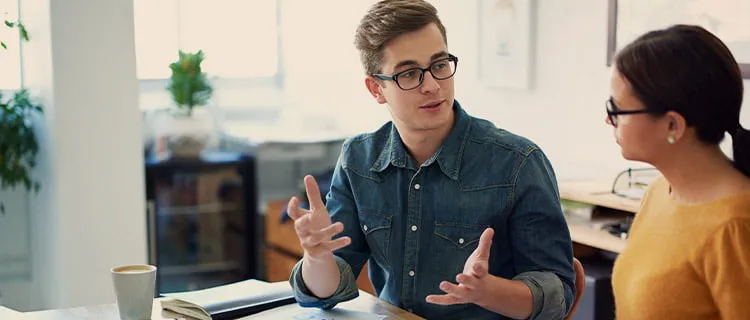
xmin=290 ymin=101 xmax=575 ymax=320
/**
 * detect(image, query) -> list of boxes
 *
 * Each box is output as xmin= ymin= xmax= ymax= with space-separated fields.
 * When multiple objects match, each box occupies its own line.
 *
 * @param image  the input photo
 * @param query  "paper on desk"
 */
xmin=0 ymin=306 xmax=22 ymax=318
xmin=242 ymin=303 xmax=386 ymax=320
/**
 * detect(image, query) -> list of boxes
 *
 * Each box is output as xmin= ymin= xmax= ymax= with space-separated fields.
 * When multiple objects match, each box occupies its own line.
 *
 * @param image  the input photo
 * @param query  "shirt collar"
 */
xmin=370 ymin=100 xmax=471 ymax=180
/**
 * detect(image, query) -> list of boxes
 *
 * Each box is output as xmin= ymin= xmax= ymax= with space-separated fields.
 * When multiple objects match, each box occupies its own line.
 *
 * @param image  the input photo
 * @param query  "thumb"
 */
xmin=303 ymin=175 xmax=326 ymax=212
xmin=475 ymin=228 xmax=494 ymax=260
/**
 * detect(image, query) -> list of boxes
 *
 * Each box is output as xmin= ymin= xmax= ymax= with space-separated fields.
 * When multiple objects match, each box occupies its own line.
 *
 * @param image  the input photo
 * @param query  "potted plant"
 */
xmin=1 ymin=19 xmax=42 ymax=214
xmin=163 ymin=50 xmax=214 ymax=158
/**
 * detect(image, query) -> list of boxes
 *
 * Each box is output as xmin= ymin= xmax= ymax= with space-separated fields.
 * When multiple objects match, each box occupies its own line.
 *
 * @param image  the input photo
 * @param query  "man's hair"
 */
xmin=354 ymin=0 xmax=447 ymax=76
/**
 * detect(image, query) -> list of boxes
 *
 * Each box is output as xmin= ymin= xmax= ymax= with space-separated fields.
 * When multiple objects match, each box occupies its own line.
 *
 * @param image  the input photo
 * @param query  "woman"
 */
xmin=607 ymin=25 xmax=750 ymax=319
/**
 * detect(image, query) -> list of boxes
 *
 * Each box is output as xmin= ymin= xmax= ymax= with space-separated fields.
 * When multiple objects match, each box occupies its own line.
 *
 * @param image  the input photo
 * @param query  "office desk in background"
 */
xmin=16 ymin=289 xmax=422 ymax=320
xmin=559 ymin=180 xmax=640 ymax=254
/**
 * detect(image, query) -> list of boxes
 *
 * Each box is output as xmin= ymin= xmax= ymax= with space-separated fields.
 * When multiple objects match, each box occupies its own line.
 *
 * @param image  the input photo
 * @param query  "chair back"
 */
xmin=564 ymin=258 xmax=585 ymax=320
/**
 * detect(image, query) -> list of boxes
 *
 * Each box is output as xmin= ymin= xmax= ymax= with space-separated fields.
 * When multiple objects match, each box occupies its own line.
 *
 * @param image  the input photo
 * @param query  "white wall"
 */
xmin=432 ymin=0 xmax=750 ymax=180
xmin=0 ymin=0 xmax=147 ymax=311
xmin=279 ymin=0 xmax=387 ymax=133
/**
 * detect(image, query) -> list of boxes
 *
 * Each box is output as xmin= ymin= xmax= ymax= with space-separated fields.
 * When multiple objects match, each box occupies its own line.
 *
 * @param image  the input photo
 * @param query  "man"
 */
xmin=286 ymin=1 xmax=575 ymax=319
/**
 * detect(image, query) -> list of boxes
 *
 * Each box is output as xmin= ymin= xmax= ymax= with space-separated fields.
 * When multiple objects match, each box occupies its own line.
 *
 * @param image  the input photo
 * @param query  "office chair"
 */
xmin=564 ymin=258 xmax=586 ymax=320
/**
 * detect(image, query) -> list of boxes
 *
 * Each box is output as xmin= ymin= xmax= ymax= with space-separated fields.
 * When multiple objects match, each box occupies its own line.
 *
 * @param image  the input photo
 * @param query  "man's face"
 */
xmin=365 ymin=23 xmax=456 ymax=134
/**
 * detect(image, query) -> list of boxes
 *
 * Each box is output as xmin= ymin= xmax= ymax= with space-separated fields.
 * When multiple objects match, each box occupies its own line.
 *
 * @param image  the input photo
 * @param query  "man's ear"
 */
xmin=365 ymin=76 xmax=387 ymax=104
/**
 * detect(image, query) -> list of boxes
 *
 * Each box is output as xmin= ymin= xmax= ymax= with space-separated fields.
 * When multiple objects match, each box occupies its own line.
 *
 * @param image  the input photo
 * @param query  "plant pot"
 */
xmin=161 ymin=110 xmax=214 ymax=159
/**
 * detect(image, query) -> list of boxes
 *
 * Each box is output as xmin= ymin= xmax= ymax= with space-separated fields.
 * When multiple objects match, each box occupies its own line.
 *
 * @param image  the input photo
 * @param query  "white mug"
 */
xmin=111 ymin=264 xmax=157 ymax=320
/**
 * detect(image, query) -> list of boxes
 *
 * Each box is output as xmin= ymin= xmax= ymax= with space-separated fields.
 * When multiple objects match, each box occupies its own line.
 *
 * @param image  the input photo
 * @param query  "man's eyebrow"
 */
xmin=430 ymin=51 xmax=449 ymax=61
xmin=392 ymin=60 xmax=419 ymax=71
xmin=391 ymin=51 xmax=450 ymax=72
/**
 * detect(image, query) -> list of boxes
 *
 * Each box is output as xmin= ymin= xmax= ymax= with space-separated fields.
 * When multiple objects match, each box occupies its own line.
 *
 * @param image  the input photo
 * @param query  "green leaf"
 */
xmin=18 ymin=23 xmax=29 ymax=41
xmin=4 ymin=20 xmax=14 ymax=28
xmin=0 ymin=42 xmax=6 ymax=49
xmin=0 ymin=88 xmax=43 ymax=194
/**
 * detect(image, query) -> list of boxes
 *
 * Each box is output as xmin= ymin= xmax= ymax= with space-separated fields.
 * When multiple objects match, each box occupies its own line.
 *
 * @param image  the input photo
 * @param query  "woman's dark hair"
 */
xmin=615 ymin=24 xmax=749 ymax=176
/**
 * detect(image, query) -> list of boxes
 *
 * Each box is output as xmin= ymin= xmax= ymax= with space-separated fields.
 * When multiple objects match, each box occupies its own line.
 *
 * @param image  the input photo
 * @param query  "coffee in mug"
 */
xmin=111 ymin=264 xmax=156 ymax=320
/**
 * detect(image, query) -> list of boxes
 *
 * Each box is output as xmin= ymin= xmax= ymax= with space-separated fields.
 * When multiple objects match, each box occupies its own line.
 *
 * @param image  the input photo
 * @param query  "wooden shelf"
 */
xmin=567 ymin=220 xmax=627 ymax=254
xmin=558 ymin=180 xmax=641 ymax=253
xmin=558 ymin=180 xmax=641 ymax=214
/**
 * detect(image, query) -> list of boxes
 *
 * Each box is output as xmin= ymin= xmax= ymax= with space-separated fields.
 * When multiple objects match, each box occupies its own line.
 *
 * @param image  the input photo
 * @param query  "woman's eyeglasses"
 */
xmin=606 ymin=97 xmax=659 ymax=127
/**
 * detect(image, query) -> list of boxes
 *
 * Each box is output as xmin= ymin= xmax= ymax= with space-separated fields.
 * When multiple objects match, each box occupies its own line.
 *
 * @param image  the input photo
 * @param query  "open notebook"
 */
xmin=161 ymin=279 xmax=297 ymax=320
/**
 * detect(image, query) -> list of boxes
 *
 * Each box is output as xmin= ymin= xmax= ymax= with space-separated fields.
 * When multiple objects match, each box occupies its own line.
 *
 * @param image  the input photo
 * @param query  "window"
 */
xmin=133 ymin=0 xmax=278 ymax=80
xmin=0 ymin=0 xmax=22 ymax=90
xmin=133 ymin=0 xmax=281 ymax=111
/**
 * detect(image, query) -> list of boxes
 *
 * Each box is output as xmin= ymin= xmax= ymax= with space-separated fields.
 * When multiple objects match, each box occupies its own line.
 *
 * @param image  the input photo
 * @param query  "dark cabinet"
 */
xmin=145 ymin=152 xmax=258 ymax=294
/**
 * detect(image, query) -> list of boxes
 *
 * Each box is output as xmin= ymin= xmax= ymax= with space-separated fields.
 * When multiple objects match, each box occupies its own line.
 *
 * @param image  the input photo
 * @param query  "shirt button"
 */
xmin=411 ymin=225 xmax=417 ymax=231
xmin=414 ymin=183 xmax=421 ymax=190
xmin=363 ymin=225 xmax=368 ymax=231
xmin=409 ymin=270 xmax=415 ymax=277
xmin=458 ymin=238 xmax=465 ymax=244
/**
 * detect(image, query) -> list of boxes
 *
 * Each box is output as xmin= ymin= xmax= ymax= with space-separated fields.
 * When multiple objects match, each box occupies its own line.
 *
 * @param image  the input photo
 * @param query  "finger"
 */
xmin=306 ymin=236 xmax=352 ymax=256
xmin=322 ymin=236 xmax=351 ymax=252
xmin=425 ymin=294 xmax=462 ymax=305
xmin=475 ymin=228 xmax=495 ymax=260
xmin=470 ymin=261 xmax=489 ymax=278
xmin=294 ymin=214 xmax=314 ymax=237
xmin=305 ymin=222 xmax=345 ymax=244
xmin=456 ymin=273 xmax=480 ymax=290
xmin=439 ymin=281 xmax=471 ymax=297
xmin=287 ymin=196 xmax=306 ymax=220
xmin=303 ymin=175 xmax=326 ymax=212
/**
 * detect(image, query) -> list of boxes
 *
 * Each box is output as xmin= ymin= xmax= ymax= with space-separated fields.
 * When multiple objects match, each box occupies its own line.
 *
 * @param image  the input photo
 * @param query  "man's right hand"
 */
xmin=287 ymin=175 xmax=351 ymax=261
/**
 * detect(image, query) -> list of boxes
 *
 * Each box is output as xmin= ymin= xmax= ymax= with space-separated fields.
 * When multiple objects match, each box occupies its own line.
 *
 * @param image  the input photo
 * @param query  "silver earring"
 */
xmin=667 ymin=136 xmax=676 ymax=144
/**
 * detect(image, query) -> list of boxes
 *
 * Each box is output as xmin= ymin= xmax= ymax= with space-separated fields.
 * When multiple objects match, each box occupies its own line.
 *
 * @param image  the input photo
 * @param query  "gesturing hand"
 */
xmin=287 ymin=175 xmax=351 ymax=261
xmin=426 ymin=228 xmax=495 ymax=305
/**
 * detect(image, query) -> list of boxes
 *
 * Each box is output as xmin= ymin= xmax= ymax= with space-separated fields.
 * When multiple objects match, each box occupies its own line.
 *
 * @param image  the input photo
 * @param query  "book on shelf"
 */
xmin=161 ymin=279 xmax=297 ymax=320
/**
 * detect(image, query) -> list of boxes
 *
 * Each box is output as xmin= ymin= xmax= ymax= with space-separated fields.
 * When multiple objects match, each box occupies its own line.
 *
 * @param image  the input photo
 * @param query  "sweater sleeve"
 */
xmin=697 ymin=218 xmax=750 ymax=319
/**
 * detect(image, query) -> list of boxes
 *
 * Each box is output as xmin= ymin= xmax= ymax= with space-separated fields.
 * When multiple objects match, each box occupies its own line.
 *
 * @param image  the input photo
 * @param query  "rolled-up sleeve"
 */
xmin=289 ymin=255 xmax=360 ymax=309
xmin=509 ymin=148 xmax=576 ymax=319
xmin=514 ymin=271 xmax=567 ymax=319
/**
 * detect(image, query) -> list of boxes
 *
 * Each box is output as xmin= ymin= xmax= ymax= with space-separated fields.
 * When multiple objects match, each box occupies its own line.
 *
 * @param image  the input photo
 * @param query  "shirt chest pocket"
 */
xmin=432 ymin=223 xmax=486 ymax=276
xmin=359 ymin=211 xmax=393 ymax=267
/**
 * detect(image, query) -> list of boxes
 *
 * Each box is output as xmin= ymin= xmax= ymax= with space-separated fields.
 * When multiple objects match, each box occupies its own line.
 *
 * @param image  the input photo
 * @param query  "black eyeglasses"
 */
xmin=606 ymin=97 xmax=659 ymax=127
xmin=372 ymin=54 xmax=459 ymax=91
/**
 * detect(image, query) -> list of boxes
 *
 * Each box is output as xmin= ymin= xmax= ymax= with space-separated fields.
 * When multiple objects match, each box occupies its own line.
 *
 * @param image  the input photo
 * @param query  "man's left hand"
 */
xmin=426 ymin=227 xmax=495 ymax=306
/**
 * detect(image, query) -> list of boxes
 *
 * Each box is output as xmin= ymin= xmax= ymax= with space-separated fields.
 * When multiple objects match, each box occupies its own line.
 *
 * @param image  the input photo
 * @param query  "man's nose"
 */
xmin=420 ymin=71 xmax=440 ymax=93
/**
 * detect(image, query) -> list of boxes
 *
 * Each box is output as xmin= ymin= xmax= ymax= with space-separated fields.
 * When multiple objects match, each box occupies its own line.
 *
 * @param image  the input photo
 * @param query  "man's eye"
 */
xmin=399 ymin=70 xmax=418 ymax=79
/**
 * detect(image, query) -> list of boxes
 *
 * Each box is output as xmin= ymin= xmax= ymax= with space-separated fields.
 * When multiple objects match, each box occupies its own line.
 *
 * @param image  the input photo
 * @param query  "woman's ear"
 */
xmin=665 ymin=110 xmax=687 ymax=143
xmin=365 ymin=77 xmax=387 ymax=104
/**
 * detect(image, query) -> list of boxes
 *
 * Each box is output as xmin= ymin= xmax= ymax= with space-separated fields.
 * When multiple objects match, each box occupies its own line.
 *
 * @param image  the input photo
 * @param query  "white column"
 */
xmin=17 ymin=0 xmax=147 ymax=310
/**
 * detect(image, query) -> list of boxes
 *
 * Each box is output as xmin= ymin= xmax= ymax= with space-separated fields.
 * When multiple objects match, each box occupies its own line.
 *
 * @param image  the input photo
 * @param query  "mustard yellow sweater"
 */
xmin=612 ymin=177 xmax=750 ymax=319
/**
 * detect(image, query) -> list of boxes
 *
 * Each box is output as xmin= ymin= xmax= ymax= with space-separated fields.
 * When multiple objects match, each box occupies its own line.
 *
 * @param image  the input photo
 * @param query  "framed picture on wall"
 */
xmin=606 ymin=0 xmax=750 ymax=78
xmin=478 ymin=0 xmax=535 ymax=89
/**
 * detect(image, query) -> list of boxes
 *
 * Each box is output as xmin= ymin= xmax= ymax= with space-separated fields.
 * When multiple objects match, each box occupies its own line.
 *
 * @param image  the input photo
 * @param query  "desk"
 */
xmin=19 ymin=289 xmax=422 ymax=320
xmin=558 ymin=180 xmax=641 ymax=254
